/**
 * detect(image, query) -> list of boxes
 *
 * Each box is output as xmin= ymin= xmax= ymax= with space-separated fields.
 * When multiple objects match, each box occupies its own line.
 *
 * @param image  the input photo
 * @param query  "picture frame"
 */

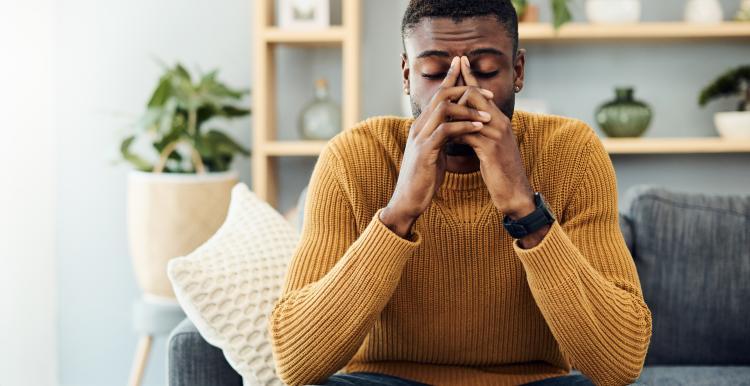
xmin=279 ymin=0 xmax=330 ymax=30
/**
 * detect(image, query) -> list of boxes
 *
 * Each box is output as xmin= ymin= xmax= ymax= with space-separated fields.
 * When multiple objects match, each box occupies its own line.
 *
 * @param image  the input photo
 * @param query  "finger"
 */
xmin=441 ymin=103 xmax=491 ymax=124
xmin=428 ymin=86 xmax=493 ymax=109
xmin=440 ymin=56 xmax=461 ymax=88
xmin=414 ymin=86 xmax=489 ymax=138
xmin=452 ymin=131 xmax=483 ymax=149
xmin=461 ymin=87 xmax=509 ymax=124
xmin=460 ymin=56 xmax=479 ymax=87
xmin=419 ymin=101 xmax=491 ymax=140
xmin=428 ymin=121 xmax=484 ymax=147
xmin=458 ymin=85 xmax=493 ymax=106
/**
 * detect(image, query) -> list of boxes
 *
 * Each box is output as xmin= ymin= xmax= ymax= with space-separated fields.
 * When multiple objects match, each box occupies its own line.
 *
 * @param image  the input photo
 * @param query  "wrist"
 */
xmin=379 ymin=205 xmax=417 ymax=239
xmin=501 ymin=193 xmax=536 ymax=220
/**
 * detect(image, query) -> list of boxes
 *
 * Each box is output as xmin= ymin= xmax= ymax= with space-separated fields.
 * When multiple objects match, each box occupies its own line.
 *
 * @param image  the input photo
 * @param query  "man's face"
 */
xmin=401 ymin=16 xmax=525 ymax=155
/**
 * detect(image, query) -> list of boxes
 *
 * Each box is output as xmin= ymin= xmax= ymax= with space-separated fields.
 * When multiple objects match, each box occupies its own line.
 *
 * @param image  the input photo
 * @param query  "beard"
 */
xmin=410 ymin=92 xmax=515 ymax=157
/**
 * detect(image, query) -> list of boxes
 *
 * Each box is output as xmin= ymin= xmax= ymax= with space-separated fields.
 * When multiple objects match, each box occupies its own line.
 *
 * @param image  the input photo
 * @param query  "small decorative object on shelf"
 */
xmin=279 ymin=0 xmax=330 ymax=30
xmin=585 ymin=0 xmax=641 ymax=24
xmin=699 ymin=65 xmax=750 ymax=138
xmin=595 ymin=87 xmax=653 ymax=138
xmin=299 ymin=78 xmax=341 ymax=140
xmin=513 ymin=0 xmax=571 ymax=29
xmin=737 ymin=0 xmax=750 ymax=21
xmin=512 ymin=0 xmax=540 ymax=23
xmin=685 ymin=0 xmax=724 ymax=23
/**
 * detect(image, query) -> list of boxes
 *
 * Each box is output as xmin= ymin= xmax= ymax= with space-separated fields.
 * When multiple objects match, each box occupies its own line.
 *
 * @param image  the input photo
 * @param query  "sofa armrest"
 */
xmin=168 ymin=318 xmax=242 ymax=386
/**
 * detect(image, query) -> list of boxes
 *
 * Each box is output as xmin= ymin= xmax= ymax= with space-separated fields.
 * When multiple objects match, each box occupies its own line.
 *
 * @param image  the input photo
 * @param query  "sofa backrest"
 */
xmin=622 ymin=185 xmax=750 ymax=366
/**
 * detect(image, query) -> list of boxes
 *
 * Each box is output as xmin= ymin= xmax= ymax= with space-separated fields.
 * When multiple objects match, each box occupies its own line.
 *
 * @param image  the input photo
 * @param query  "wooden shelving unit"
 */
xmin=250 ymin=14 xmax=750 ymax=208
xmin=519 ymin=22 xmax=750 ymax=42
xmin=252 ymin=0 xmax=361 ymax=208
xmin=602 ymin=137 xmax=750 ymax=154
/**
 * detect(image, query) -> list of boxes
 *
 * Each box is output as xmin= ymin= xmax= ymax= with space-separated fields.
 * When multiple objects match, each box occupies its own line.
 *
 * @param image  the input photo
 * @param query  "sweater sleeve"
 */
xmin=513 ymin=134 xmax=652 ymax=386
xmin=267 ymin=144 xmax=422 ymax=386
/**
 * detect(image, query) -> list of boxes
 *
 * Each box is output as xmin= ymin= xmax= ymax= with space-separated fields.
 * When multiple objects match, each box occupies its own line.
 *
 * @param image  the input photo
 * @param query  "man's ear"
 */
xmin=513 ymin=48 xmax=526 ymax=91
xmin=401 ymin=53 xmax=410 ymax=93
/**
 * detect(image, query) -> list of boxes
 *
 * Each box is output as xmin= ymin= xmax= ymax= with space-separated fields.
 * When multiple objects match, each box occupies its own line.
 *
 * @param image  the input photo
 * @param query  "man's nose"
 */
xmin=455 ymin=74 xmax=466 ymax=87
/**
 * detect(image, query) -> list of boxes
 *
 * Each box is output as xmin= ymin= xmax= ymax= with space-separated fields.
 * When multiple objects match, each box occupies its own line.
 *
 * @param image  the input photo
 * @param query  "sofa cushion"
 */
xmin=637 ymin=366 xmax=750 ymax=386
xmin=168 ymin=318 xmax=243 ymax=386
xmin=623 ymin=185 xmax=750 ymax=365
xmin=167 ymin=183 xmax=298 ymax=385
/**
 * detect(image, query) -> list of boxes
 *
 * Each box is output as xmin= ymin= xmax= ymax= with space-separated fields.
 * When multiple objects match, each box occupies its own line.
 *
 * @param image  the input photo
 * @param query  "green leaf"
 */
xmin=173 ymin=63 xmax=191 ymax=82
xmin=147 ymin=76 xmax=173 ymax=108
xmin=120 ymin=135 xmax=152 ymax=171
xmin=699 ymin=65 xmax=750 ymax=107
xmin=551 ymin=0 xmax=572 ymax=30
xmin=205 ymin=129 xmax=251 ymax=156
xmin=512 ymin=0 xmax=528 ymax=17
xmin=218 ymin=105 xmax=251 ymax=118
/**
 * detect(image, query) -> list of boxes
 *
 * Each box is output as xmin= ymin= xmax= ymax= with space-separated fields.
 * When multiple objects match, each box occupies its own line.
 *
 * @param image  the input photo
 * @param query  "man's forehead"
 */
xmin=404 ymin=16 xmax=511 ymax=57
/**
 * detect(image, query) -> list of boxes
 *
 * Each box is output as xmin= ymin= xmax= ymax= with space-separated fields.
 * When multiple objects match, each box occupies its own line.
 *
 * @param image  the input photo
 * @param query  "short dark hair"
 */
xmin=401 ymin=0 xmax=519 ymax=57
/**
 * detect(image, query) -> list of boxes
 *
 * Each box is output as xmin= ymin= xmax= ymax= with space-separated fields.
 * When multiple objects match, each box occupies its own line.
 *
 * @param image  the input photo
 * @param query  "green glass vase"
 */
xmin=595 ymin=87 xmax=653 ymax=138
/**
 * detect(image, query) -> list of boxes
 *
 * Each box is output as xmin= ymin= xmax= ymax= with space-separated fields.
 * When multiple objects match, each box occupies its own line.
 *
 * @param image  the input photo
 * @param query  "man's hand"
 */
xmin=453 ymin=56 xmax=549 ymax=247
xmin=380 ymin=56 xmax=494 ymax=238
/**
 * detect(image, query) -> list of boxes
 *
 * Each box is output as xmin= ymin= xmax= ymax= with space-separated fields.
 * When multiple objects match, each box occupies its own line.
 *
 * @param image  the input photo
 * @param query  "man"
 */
xmin=267 ymin=1 xmax=652 ymax=385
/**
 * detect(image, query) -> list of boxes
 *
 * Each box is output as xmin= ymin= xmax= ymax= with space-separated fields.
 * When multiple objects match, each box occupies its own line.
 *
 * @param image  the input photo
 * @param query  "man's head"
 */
xmin=400 ymin=0 xmax=526 ymax=155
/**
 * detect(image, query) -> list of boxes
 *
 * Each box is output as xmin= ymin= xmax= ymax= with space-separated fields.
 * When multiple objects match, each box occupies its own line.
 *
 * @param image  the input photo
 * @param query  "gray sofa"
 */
xmin=168 ymin=185 xmax=750 ymax=385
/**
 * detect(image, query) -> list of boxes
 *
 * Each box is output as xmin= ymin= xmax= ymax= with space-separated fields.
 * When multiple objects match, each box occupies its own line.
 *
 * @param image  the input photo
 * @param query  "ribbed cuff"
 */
xmin=513 ymin=220 xmax=585 ymax=291
xmin=369 ymin=207 xmax=422 ymax=249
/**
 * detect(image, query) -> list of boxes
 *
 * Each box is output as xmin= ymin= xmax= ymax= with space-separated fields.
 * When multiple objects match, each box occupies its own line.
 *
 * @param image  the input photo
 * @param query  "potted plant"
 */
xmin=699 ymin=65 xmax=750 ymax=139
xmin=512 ymin=0 xmax=572 ymax=29
xmin=122 ymin=62 xmax=251 ymax=299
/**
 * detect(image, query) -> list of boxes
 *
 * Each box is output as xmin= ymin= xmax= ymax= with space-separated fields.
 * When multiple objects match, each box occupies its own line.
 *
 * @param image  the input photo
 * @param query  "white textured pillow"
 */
xmin=167 ymin=183 xmax=298 ymax=386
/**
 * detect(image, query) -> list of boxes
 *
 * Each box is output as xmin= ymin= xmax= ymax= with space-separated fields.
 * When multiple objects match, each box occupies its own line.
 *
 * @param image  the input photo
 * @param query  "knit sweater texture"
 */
xmin=268 ymin=110 xmax=652 ymax=386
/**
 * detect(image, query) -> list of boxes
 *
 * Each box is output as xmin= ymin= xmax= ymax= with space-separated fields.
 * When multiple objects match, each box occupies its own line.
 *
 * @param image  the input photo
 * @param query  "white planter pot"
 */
xmin=714 ymin=111 xmax=750 ymax=139
xmin=586 ymin=0 xmax=641 ymax=24
xmin=685 ymin=0 xmax=723 ymax=23
xmin=127 ymin=170 xmax=238 ymax=298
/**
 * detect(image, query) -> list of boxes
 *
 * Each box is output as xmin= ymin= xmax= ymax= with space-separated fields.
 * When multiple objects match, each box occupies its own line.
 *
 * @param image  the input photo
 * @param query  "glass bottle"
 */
xmin=298 ymin=78 xmax=341 ymax=140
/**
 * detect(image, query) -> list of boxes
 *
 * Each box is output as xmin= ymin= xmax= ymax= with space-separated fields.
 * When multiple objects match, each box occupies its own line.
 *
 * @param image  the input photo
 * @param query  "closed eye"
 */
xmin=421 ymin=70 xmax=499 ymax=80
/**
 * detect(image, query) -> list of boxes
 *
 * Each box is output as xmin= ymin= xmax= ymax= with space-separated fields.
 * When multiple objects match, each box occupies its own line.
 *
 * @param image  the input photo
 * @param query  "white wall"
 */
xmin=54 ymin=1 xmax=252 ymax=385
xmin=0 ymin=1 xmax=57 ymax=386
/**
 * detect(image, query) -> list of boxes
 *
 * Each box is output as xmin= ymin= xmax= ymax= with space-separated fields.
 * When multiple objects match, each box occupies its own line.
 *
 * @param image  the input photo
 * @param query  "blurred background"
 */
xmin=1 ymin=0 xmax=748 ymax=385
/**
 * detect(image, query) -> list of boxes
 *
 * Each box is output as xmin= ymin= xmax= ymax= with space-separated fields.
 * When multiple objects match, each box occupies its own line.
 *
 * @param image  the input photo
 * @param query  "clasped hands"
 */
xmin=381 ymin=55 xmax=546 ymax=246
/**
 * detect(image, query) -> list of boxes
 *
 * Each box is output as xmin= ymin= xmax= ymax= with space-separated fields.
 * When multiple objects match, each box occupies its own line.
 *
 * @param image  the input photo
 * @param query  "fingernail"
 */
xmin=461 ymin=56 xmax=468 ymax=65
xmin=478 ymin=111 xmax=491 ymax=121
xmin=452 ymin=56 xmax=460 ymax=66
xmin=480 ymin=89 xmax=494 ymax=98
xmin=472 ymin=121 xmax=483 ymax=128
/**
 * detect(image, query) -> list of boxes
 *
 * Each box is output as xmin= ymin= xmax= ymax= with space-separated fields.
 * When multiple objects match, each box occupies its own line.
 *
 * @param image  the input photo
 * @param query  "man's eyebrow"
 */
xmin=415 ymin=47 xmax=505 ymax=59
xmin=415 ymin=50 xmax=451 ymax=59
xmin=467 ymin=47 xmax=504 ymax=58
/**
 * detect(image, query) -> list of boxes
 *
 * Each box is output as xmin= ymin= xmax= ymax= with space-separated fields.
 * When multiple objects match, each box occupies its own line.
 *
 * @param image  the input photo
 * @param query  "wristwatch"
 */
xmin=502 ymin=192 xmax=556 ymax=239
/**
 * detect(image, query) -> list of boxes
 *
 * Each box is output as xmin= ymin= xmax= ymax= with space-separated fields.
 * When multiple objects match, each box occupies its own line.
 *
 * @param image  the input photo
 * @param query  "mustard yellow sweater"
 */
xmin=268 ymin=111 xmax=652 ymax=386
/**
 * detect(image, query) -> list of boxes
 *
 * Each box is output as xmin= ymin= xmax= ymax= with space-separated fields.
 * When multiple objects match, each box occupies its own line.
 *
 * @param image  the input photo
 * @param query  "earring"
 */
xmin=404 ymin=87 xmax=410 ymax=95
xmin=514 ymin=85 xmax=521 ymax=93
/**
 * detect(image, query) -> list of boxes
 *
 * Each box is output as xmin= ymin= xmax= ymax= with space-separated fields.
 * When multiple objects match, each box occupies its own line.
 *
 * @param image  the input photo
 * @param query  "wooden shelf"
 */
xmin=262 ymin=140 xmax=328 ymax=156
xmin=602 ymin=137 xmax=750 ymax=154
xmin=255 ymin=138 xmax=750 ymax=157
xmin=262 ymin=27 xmax=346 ymax=45
xmin=519 ymin=22 xmax=750 ymax=42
